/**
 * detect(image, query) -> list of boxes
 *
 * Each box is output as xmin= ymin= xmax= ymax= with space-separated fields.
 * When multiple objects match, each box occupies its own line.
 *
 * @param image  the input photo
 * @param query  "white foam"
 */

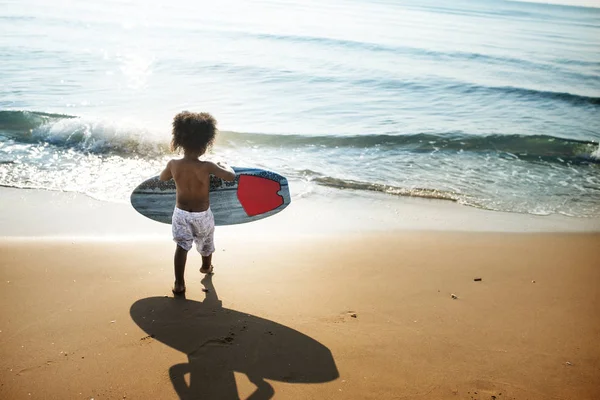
xmin=33 ymin=116 xmax=169 ymax=156
xmin=591 ymin=143 xmax=600 ymax=160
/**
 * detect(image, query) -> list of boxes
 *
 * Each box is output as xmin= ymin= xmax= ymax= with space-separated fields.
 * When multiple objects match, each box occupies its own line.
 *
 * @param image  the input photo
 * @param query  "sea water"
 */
xmin=1 ymin=0 xmax=599 ymax=217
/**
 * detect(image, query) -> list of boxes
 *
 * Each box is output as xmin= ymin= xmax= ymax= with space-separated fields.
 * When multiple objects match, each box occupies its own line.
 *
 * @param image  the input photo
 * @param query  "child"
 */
xmin=159 ymin=111 xmax=236 ymax=295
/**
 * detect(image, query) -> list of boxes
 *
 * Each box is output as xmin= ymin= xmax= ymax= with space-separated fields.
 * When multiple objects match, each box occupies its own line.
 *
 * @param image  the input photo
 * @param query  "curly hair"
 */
xmin=171 ymin=111 xmax=217 ymax=154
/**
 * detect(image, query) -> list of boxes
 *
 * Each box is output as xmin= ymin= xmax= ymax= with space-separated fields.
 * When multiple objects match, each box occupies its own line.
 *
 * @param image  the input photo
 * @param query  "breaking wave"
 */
xmin=1 ymin=110 xmax=598 ymax=164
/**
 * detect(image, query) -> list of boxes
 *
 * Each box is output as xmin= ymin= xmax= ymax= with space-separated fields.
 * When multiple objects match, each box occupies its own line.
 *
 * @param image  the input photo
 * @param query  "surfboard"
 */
xmin=130 ymin=166 xmax=290 ymax=226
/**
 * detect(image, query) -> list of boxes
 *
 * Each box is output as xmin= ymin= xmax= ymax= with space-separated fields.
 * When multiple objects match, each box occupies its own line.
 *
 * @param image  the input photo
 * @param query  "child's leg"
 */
xmin=193 ymin=209 xmax=215 ymax=274
xmin=200 ymin=254 xmax=213 ymax=274
xmin=173 ymin=244 xmax=188 ymax=293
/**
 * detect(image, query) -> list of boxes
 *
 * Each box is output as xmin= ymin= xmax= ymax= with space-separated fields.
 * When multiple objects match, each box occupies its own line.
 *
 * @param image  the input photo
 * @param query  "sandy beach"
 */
xmin=2 ymin=0 xmax=600 ymax=398
xmin=1 ymin=188 xmax=599 ymax=399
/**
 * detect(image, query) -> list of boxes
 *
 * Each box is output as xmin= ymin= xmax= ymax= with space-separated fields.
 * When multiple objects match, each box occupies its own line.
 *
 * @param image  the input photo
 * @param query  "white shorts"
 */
xmin=172 ymin=207 xmax=215 ymax=256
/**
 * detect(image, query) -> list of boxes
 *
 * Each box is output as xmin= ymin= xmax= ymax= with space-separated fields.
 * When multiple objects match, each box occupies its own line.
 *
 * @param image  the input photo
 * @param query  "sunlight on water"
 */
xmin=1 ymin=0 xmax=599 ymax=217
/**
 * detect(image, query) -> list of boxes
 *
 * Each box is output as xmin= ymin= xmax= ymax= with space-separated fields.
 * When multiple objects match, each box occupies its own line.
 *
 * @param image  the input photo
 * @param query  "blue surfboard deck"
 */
xmin=130 ymin=166 xmax=290 ymax=226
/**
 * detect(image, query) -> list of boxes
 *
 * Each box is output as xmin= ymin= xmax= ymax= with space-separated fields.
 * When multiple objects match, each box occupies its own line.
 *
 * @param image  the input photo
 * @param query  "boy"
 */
xmin=159 ymin=111 xmax=236 ymax=295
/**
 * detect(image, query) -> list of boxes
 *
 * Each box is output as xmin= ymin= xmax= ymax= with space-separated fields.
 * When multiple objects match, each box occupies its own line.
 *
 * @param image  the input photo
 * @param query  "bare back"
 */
xmin=169 ymin=159 xmax=212 ymax=212
xmin=159 ymin=155 xmax=236 ymax=212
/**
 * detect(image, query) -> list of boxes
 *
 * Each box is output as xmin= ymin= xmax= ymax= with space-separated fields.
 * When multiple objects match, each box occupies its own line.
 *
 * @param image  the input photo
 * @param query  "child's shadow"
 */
xmin=130 ymin=275 xmax=339 ymax=400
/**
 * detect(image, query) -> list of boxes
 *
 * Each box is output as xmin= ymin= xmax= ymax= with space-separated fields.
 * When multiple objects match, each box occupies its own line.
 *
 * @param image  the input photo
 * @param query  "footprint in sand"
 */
xmin=321 ymin=311 xmax=358 ymax=324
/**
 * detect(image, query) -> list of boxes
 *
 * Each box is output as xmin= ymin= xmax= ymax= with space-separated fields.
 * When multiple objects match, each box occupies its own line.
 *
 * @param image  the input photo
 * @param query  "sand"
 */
xmin=1 ymin=230 xmax=599 ymax=399
xmin=2 ymin=186 xmax=600 ymax=238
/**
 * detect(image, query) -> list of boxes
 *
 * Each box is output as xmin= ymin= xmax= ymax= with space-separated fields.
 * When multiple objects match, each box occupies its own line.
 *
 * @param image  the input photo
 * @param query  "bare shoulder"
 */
xmin=194 ymin=160 xmax=214 ymax=175
xmin=168 ymin=158 xmax=184 ymax=171
xmin=201 ymin=160 xmax=218 ymax=170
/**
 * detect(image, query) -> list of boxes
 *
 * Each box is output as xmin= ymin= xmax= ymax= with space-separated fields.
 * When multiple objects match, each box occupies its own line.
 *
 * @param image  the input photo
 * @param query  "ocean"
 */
xmin=1 ymin=0 xmax=599 ymax=218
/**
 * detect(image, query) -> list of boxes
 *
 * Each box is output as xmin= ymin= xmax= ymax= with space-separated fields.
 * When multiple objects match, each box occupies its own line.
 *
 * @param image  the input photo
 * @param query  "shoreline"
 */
xmin=1 ymin=185 xmax=599 ymax=399
xmin=1 ymin=186 xmax=599 ymax=238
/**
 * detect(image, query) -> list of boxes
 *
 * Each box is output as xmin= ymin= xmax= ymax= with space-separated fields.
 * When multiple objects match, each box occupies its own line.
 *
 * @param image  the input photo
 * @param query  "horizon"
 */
xmin=509 ymin=0 xmax=600 ymax=8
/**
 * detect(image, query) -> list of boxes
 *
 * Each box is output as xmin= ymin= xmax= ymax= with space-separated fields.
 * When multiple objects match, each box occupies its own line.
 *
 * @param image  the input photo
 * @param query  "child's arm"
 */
xmin=159 ymin=160 xmax=173 ymax=181
xmin=207 ymin=161 xmax=236 ymax=181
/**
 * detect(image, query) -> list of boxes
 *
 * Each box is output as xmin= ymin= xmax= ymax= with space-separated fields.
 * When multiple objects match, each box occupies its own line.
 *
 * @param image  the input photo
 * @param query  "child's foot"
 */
xmin=200 ymin=265 xmax=214 ymax=274
xmin=172 ymin=282 xmax=186 ymax=295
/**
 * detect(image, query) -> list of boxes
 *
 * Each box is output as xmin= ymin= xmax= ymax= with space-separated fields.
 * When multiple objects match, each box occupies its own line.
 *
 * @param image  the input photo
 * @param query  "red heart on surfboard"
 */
xmin=237 ymin=175 xmax=284 ymax=217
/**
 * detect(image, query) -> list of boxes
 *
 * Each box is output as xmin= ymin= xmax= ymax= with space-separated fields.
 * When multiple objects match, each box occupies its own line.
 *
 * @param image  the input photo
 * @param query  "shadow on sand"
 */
xmin=130 ymin=276 xmax=339 ymax=399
